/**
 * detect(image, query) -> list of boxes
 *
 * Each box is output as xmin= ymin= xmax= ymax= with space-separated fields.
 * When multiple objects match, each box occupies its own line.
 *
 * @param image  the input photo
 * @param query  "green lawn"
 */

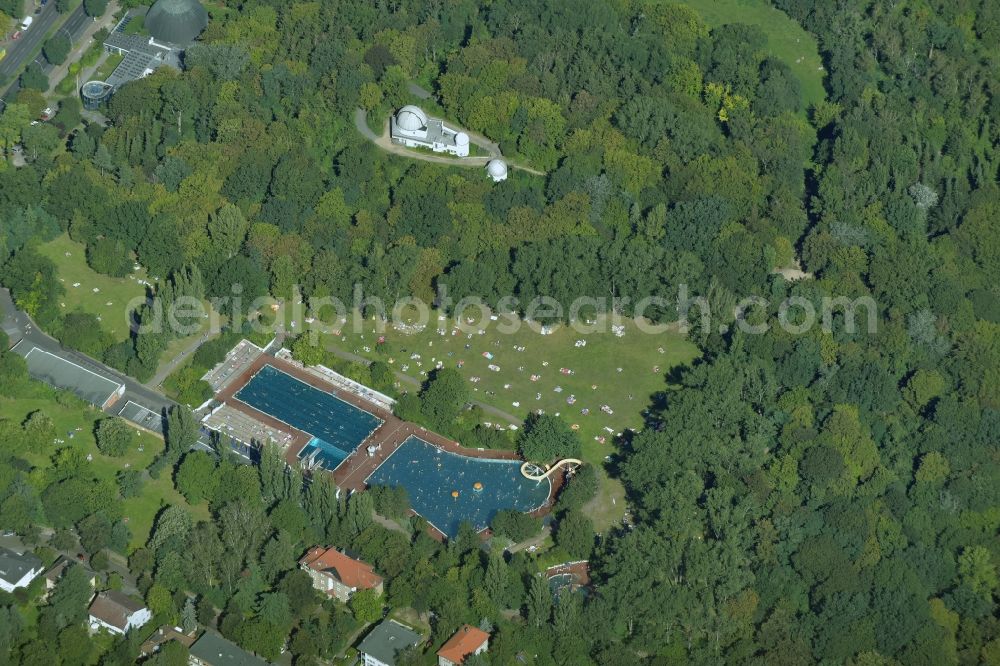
xmin=92 ymin=52 xmax=124 ymax=82
xmin=0 ymin=389 xmax=207 ymax=549
xmin=36 ymin=234 xmax=149 ymax=343
xmin=38 ymin=234 xmax=219 ymax=383
xmin=678 ymin=0 xmax=826 ymax=109
xmin=310 ymin=308 xmax=699 ymax=529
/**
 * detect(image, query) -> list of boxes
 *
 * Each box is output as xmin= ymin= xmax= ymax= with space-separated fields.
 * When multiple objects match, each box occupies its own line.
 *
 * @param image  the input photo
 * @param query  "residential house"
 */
xmin=357 ymin=620 xmax=423 ymax=666
xmin=299 ymin=546 xmax=383 ymax=602
xmin=43 ymin=556 xmax=97 ymax=599
xmin=88 ymin=590 xmax=152 ymax=635
xmin=188 ymin=630 xmax=271 ymax=666
xmin=437 ymin=625 xmax=490 ymax=666
xmin=0 ymin=547 xmax=43 ymax=593
xmin=140 ymin=625 xmax=197 ymax=657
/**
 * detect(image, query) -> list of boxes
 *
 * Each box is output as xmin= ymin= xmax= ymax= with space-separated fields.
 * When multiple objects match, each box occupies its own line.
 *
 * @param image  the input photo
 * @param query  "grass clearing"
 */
xmin=38 ymin=233 xmax=219 ymax=382
xmin=677 ymin=0 xmax=826 ymax=109
xmin=309 ymin=308 xmax=699 ymax=530
xmin=0 ymin=388 xmax=207 ymax=549
xmin=37 ymin=234 xmax=148 ymax=343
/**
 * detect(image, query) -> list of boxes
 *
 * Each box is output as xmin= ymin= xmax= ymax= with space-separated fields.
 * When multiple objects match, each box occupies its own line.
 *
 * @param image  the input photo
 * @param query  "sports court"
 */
xmin=366 ymin=435 xmax=551 ymax=538
xmin=233 ymin=364 xmax=383 ymax=467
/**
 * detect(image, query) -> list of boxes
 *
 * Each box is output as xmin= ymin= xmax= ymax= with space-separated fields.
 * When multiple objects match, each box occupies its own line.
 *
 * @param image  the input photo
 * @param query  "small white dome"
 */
xmin=455 ymin=132 xmax=469 ymax=146
xmin=486 ymin=159 xmax=508 ymax=181
xmin=396 ymin=105 xmax=428 ymax=131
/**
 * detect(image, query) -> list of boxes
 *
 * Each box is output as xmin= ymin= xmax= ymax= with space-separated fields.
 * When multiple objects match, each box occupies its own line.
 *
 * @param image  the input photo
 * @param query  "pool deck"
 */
xmin=216 ymin=354 xmax=515 ymax=482
xmin=216 ymin=354 xmax=565 ymax=531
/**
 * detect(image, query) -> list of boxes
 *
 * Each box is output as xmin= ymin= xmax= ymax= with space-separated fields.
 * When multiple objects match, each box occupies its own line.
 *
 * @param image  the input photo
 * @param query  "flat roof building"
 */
xmin=22 ymin=346 xmax=124 ymax=409
xmin=84 ymin=0 xmax=207 ymax=108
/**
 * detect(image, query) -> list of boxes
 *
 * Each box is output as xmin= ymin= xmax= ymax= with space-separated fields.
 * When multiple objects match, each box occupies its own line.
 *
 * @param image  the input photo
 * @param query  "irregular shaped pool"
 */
xmin=366 ymin=436 xmax=551 ymax=538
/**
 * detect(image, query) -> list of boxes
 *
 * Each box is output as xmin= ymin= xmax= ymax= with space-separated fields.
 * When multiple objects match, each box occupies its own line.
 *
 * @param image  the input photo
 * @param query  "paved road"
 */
xmin=0 ymin=3 xmax=91 ymax=107
xmin=2 ymin=288 xmax=244 ymax=459
xmin=1 ymin=288 xmax=175 ymax=414
xmin=0 ymin=3 xmax=59 ymax=82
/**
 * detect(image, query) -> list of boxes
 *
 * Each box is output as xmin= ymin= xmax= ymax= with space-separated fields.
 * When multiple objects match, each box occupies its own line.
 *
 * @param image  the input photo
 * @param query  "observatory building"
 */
xmin=486 ymin=159 xmax=508 ymax=182
xmin=390 ymin=105 xmax=470 ymax=157
xmin=83 ymin=0 xmax=207 ymax=109
xmin=144 ymin=0 xmax=208 ymax=45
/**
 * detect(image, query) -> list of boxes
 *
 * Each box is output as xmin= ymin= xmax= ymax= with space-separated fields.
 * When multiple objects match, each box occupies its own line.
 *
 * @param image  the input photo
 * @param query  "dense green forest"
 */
xmin=0 ymin=0 xmax=998 ymax=663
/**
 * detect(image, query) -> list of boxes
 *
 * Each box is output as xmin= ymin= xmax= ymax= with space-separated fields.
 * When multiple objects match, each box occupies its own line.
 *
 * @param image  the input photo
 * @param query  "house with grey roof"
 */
xmin=358 ymin=620 xmax=423 ymax=666
xmin=188 ymin=630 xmax=271 ymax=666
xmin=0 ymin=547 xmax=43 ymax=593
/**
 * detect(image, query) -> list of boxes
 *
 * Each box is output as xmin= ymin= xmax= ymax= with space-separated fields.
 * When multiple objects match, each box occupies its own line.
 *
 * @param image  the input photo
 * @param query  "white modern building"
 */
xmin=0 ymin=547 xmax=43 ymax=593
xmin=390 ymin=105 xmax=470 ymax=157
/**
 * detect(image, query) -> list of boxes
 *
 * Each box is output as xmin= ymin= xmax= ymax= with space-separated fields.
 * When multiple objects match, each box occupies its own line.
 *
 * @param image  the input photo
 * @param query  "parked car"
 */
xmin=20 ymin=15 xmax=33 ymax=30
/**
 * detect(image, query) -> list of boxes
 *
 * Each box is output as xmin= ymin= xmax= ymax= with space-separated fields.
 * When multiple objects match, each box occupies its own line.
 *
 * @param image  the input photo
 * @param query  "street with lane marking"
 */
xmin=0 ymin=3 xmax=91 ymax=107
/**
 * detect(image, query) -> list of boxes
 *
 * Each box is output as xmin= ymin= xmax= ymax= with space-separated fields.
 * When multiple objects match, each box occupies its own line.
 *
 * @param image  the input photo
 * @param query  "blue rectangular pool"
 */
xmin=234 ymin=364 xmax=383 ymax=465
xmin=366 ymin=436 xmax=551 ymax=538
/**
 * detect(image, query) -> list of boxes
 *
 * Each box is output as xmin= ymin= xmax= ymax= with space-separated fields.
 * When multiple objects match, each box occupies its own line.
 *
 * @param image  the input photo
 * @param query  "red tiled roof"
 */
xmin=299 ymin=547 xmax=383 ymax=590
xmin=437 ymin=625 xmax=489 ymax=664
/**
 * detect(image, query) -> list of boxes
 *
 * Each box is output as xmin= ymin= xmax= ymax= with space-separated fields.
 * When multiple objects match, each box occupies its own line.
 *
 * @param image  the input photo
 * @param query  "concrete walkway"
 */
xmin=147 ymin=329 xmax=216 ymax=389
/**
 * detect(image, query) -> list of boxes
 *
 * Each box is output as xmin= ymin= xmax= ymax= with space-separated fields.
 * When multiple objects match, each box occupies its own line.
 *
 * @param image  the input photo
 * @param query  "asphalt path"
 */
xmin=0 ymin=287 xmax=227 ymax=457
xmin=0 ymin=3 xmax=91 ymax=107
xmin=1 ymin=288 xmax=175 ymax=415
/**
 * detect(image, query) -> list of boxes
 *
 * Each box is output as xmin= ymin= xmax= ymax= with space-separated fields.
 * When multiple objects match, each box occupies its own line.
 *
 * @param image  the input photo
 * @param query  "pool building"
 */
xmin=207 ymin=349 xmax=554 ymax=539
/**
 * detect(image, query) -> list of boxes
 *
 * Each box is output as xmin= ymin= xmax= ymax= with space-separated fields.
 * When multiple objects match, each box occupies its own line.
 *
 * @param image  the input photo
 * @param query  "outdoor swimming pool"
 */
xmin=235 ymin=364 xmax=383 ymax=465
xmin=299 ymin=437 xmax=349 ymax=469
xmin=366 ymin=436 xmax=551 ymax=538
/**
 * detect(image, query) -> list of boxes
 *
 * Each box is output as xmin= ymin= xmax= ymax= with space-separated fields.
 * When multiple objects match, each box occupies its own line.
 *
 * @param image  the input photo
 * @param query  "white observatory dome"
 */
xmin=486 ymin=159 xmax=508 ymax=182
xmin=455 ymin=132 xmax=469 ymax=146
xmin=396 ymin=105 xmax=428 ymax=131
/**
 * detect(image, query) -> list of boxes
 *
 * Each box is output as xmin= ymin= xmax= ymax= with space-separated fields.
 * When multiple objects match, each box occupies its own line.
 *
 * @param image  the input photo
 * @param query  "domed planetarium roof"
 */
xmin=455 ymin=132 xmax=469 ymax=146
xmin=396 ymin=105 xmax=428 ymax=132
xmin=486 ymin=159 xmax=508 ymax=181
xmin=146 ymin=0 xmax=208 ymax=45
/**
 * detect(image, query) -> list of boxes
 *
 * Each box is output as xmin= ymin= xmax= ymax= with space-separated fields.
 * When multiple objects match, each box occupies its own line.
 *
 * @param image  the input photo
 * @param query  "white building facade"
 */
xmin=390 ymin=105 xmax=470 ymax=157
